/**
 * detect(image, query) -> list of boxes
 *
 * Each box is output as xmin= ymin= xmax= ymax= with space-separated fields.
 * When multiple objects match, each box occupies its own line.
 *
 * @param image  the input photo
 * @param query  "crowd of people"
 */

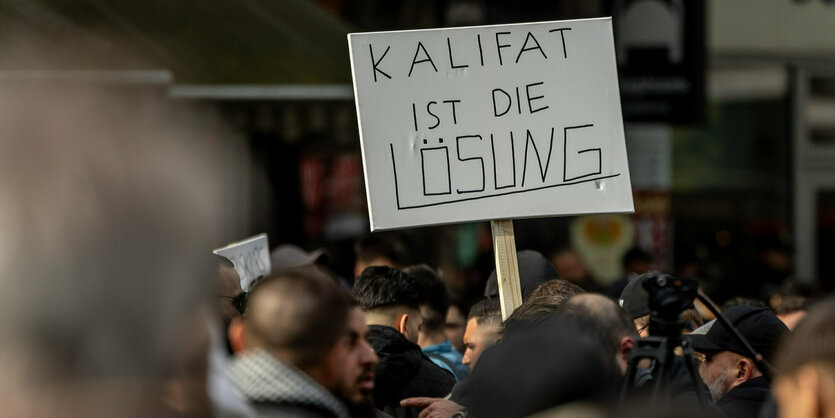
xmin=2 ymin=80 xmax=829 ymax=418
xmin=211 ymin=234 xmax=834 ymax=418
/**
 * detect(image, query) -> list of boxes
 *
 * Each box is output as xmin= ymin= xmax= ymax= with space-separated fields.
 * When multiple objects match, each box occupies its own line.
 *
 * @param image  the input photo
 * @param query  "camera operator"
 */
xmin=619 ymin=272 xmax=718 ymax=413
xmin=686 ymin=306 xmax=788 ymax=418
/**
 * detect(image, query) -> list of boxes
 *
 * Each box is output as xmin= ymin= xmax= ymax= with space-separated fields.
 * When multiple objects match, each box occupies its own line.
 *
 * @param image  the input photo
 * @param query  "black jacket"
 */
xmin=368 ymin=325 xmax=456 ymax=418
xmin=717 ymin=376 xmax=770 ymax=418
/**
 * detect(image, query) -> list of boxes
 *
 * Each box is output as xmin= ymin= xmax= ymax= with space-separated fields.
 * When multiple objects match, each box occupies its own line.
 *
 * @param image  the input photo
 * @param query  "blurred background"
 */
xmin=2 ymin=0 xmax=833 ymax=308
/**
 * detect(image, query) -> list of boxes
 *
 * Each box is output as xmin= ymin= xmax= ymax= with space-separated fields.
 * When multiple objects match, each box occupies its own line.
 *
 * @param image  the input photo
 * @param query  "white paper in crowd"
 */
xmin=349 ymin=17 xmax=634 ymax=231
xmin=213 ymin=233 xmax=271 ymax=291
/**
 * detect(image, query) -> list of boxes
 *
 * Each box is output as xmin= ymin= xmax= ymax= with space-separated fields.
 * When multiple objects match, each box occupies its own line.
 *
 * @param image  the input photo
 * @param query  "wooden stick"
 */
xmin=490 ymin=219 xmax=522 ymax=320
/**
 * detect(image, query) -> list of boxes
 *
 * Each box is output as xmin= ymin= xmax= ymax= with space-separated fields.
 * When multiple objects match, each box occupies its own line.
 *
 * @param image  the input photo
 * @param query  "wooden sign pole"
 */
xmin=490 ymin=219 xmax=522 ymax=320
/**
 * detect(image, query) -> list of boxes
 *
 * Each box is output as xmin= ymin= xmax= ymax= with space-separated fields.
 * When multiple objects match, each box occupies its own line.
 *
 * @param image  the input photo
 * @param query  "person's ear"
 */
xmin=397 ymin=313 xmax=410 ymax=338
xmin=736 ymin=357 xmax=754 ymax=382
xmin=228 ymin=317 xmax=246 ymax=353
xmin=619 ymin=336 xmax=634 ymax=361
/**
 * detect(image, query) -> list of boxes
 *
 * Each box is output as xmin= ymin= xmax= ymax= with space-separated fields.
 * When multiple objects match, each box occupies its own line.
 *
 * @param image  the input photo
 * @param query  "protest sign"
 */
xmin=349 ymin=17 xmax=633 ymax=318
xmin=349 ymin=17 xmax=634 ymax=232
xmin=213 ymin=233 xmax=270 ymax=291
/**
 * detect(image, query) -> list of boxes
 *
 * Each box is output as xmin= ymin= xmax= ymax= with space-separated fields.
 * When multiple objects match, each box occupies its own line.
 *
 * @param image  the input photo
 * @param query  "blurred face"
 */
xmin=552 ymin=251 xmax=588 ymax=284
xmin=445 ymin=306 xmax=467 ymax=353
xmin=773 ymin=366 xmax=835 ymax=418
xmin=634 ymin=317 xmax=650 ymax=337
xmin=461 ymin=318 xmax=500 ymax=371
xmin=699 ymin=351 xmax=740 ymax=401
xmin=335 ymin=308 xmax=379 ymax=405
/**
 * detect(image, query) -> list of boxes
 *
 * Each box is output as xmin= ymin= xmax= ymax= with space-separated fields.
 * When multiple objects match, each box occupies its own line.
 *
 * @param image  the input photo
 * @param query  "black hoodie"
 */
xmin=367 ymin=325 xmax=456 ymax=418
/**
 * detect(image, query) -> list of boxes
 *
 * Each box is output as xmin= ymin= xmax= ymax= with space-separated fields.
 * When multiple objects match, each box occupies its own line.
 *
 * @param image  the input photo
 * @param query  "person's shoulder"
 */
xmin=717 ymin=378 xmax=771 ymax=418
xmin=417 ymin=355 xmax=457 ymax=388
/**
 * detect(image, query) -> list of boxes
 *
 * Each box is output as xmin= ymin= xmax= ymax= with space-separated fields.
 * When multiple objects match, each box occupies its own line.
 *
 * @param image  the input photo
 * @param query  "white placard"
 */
xmin=213 ymin=233 xmax=270 ymax=291
xmin=349 ymin=17 xmax=634 ymax=231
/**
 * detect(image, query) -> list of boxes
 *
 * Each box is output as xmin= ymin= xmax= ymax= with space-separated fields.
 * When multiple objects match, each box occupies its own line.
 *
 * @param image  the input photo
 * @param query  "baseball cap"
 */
xmin=484 ymin=250 xmax=558 ymax=299
xmin=618 ymin=272 xmax=652 ymax=319
xmin=686 ymin=305 xmax=789 ymax=361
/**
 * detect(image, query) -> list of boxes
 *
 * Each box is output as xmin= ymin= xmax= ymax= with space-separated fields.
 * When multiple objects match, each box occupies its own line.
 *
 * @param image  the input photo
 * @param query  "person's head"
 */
xmin=622 ymin=247 xmax=652 ymax=275
xmin=501 ymin=295 xmax=563 ymax=337
xmin=687 ymin=305 xmax=789 ymax=401
xmin=335 ymin=305 xmax=379 ymax=411
xmin=550 ymin=247 xmax=591 ymax=285
xmin=774 ymin=295 xmax=808 ymax=330
xmin=215 ymin=255 xmax=243 ymax=323
xmin=484 ymin=250 xmax=558 ymax=299
xmin=352 ymin=266 xmax=423 ymax=343
xmin=527 ymin=279 xmax=585 ymax=305
xmin=721 ymin=297 xmax=771 ymax=311
xmin=445 ymin=299 xmax=470 ymax=354
xmin=773 ymin=296 xmax=835 ymax=418
xmin=0 ymin=83 xmax=250 ymax=416
xmin=353 ymin=233 xmax=411 ymax=277
xmin=558 ymin=294 xmax=638 ymax=375
xmin=463 ymin=317 xmax=618 ymax=418
xmin=462 ymin=299 xmax=502 ymax=371
xmin=243 ymin=269 xmax=350 ymax=392
xmin=402 ymin=264 xmax=449 ymax=347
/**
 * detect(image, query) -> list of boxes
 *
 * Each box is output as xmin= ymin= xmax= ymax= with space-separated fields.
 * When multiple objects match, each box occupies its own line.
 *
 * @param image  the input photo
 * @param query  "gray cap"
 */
xmin=270 ymin=244 xmax=328 ymax=273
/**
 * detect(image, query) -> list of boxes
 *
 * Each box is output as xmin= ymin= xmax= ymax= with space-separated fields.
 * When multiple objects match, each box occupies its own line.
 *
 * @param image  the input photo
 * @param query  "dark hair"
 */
xmin=245 ymin=269 xmax=349 ymax=369
xmin=774 ymin=295 xmax=808 ymax=315
xmin=501 ymin=296 xmax=562 ymax=336
xmin=558 ymin=294 xmax=638 ymax=360
xmin=722 ymin=297 xmax=771 ymax=312
xmin=403 ymin=264 xmax=448 ymax=333
xmin=680 ymin=307 xmax=705 ymax=331
xmin=775 ymin=296 xmax=835 ymax=375
xmin=467 ymin=298 xmax=502 ymax=326
xmin=352 ymin=266 xmax=422 ymax=311
xmin=354 ymin=232 xmax=412 ymax=267
xmin=528 ymin=279 xmax=585 ymax=304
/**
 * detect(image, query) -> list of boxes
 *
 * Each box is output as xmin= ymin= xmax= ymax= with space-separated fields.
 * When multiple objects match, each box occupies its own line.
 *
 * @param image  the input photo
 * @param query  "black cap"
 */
xmin=686 ymin=305 xmax=789 ymax=361
xmin=618 ymin=273 xmax=651 ymax=319
xmin=484 ymin=250 xmax=558 ymax=299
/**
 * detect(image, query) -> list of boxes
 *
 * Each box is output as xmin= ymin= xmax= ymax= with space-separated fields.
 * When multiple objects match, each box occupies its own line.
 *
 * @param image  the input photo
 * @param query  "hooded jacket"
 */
xmin=227 ymin=348 xmax=350 ymax=418
xmin=368 ymin=325 xmax=455 ymax=418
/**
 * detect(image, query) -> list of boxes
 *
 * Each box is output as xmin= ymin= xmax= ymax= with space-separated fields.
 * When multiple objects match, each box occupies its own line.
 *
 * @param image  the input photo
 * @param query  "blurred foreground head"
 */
xmin=0 ymin=82 xmax=251 ymax=416
xmin=773 ymin=296 xmax=835 ymax=418
xmin=464 ymin=316 xmax=618 ymax=418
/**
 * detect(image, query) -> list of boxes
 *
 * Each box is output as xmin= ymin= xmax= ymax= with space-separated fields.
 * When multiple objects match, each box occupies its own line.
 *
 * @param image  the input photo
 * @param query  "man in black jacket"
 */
xmin=353 ymin=266 xmax=456 ymax=418
xmin=687 ymin=305 xmax=789 ymax=418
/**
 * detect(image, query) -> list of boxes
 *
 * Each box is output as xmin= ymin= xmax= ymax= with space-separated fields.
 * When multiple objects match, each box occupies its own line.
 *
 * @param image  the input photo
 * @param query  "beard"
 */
xmin=707 ymin=374 xmax=733 ymax=402
xmin=343 ymin=398 xmax=377 ymax=418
